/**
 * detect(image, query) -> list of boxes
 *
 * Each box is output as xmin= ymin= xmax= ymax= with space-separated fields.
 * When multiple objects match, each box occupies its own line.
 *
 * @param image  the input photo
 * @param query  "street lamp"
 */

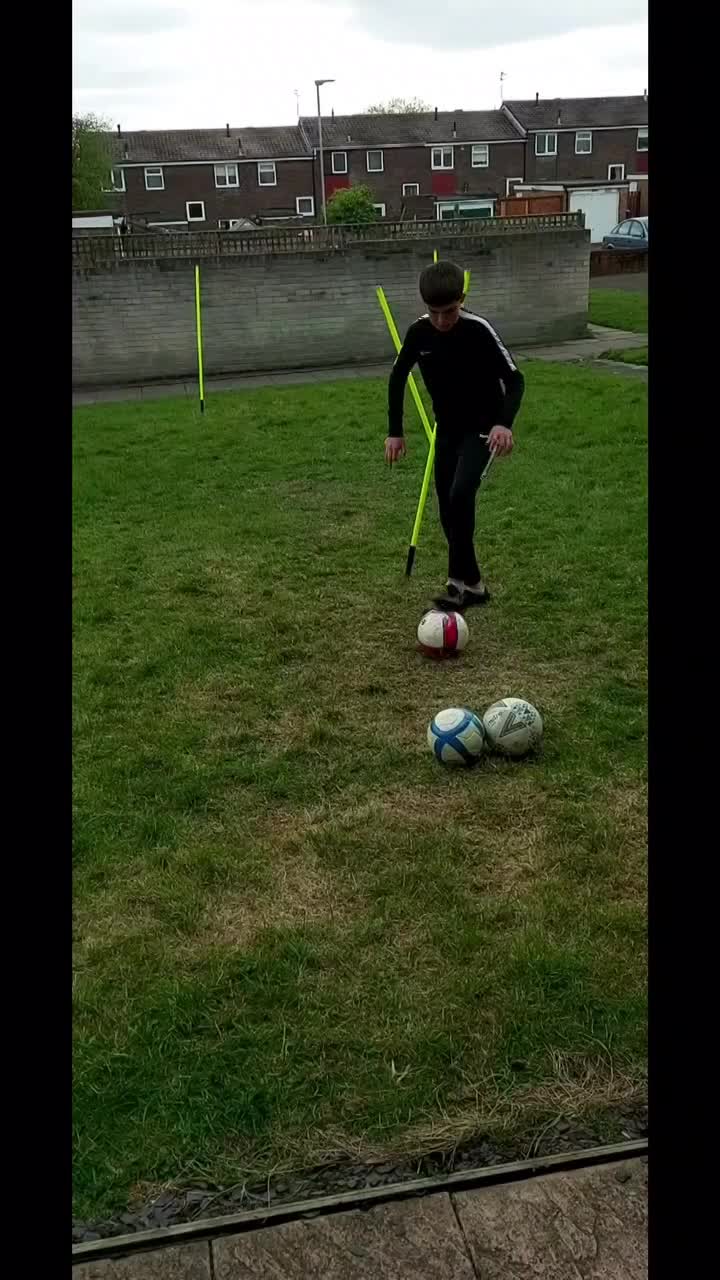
xmin=315 ymin=78 xmax=335 ymax=224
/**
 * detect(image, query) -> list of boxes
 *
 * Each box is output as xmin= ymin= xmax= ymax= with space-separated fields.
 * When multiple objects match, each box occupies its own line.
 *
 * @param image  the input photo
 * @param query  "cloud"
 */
xmin=341 ymin=0 xmax=648 ymax=50
xmin=72 ymin=0 xmax=191 ymax=36
xmin=72 ymin=3 xmax=647 ymax=130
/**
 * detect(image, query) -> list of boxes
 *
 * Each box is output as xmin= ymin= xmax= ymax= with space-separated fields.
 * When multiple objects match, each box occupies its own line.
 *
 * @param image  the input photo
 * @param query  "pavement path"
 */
xmin=72 ymin=325 xmax=647 ymax=408
xmin=73 ymin=1157 xmax=647 ymax=1278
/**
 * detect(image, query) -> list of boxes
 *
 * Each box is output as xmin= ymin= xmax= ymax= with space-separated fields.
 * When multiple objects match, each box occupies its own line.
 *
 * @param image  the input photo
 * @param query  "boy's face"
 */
xmin=426 ymin=295 xmax=465 ymax=332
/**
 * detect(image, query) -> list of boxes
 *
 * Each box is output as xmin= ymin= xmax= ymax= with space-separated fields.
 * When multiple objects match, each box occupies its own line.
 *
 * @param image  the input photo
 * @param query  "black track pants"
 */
xmin=434 ymin=432 xmax=491 ymax=585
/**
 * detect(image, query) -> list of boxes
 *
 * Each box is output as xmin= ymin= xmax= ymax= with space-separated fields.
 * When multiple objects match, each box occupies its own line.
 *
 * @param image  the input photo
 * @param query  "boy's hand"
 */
xmin=385 ymin=436 xmax=407 ymax=464
xmin=488 ymin=425 xmax=514 ymax=456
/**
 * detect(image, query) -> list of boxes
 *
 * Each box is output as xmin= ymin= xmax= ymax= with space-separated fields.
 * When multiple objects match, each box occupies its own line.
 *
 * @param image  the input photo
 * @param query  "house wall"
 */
xmin=72 ymin=227 xmax=590 ymax=387
xmin=114 ymin=160 xmax=315 ymax=225
xmin=524 ymin=127 xmax=647 ymax=185
xmin=317 ymin=142 xmax=526 ymax=218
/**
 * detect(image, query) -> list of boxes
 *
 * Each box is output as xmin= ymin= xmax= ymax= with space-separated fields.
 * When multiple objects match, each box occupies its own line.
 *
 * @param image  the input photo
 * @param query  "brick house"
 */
xmin=103 ymin=125 xmax=315 ymax=229
xmin=298 ymin=110 xmax=525 ymax=221
xmin=501 ymin=95 xmax=648 ymax=240
xmin=98 ymin=96 xmax=647 ymax=234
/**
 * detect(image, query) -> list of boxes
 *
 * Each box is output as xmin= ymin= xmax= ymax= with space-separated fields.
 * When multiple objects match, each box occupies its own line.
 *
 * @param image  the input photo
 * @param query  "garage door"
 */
xmin=569 ymin=189 xmax=620 ymax=243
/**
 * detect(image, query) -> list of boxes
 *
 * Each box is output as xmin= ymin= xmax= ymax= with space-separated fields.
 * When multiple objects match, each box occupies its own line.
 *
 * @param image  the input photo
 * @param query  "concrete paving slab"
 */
xmin=453 ymin=1158 xmax=647 ymax=1279
xmin=73 ymin=1242 xmax=212 ymax=1279
xmin=212 ymin=1193 xmax=476 ymax=1279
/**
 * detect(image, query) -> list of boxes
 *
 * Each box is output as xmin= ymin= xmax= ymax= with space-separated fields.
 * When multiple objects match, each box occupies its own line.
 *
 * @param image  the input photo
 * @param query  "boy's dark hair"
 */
xmin=419 ymin=261 xmax=465 ymax=307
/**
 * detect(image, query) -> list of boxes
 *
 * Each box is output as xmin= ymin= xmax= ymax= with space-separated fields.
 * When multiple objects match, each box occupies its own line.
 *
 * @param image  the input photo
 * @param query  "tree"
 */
xmin=72 ymin=113 xmax=113 ymax=210
xmin=366 ymin=97 xmax=432 ymax=114
xmin=326 ymin=185 xmax=378 ymax=226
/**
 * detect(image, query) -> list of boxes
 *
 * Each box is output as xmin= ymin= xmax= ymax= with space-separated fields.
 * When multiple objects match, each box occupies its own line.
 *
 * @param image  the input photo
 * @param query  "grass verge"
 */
xmin=589 ymin=289 xmax=648 ymax=334
xmin=73 ymin=363 xmax=647 ymax=1219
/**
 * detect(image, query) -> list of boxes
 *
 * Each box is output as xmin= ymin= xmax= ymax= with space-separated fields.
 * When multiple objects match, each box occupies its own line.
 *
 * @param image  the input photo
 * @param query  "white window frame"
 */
xmin=373 ymin=203 xmax=386 ymax=217
xmin=366 ymin=149 xmax=384 ymax=173
xmin=535 ymin=133 xmax=557 ymax=156
xmin=471 ymin=144 xmax=489 ymax=168
xmin=102 ymin=168 xmax=126 ymax=193
xmin=218 ymin=219 xmax=234 ymax=230
xmin=331 ymin=151 xmax=348 ymax=174
xmin=637 ymin=128 xmax=648 ymax=152
xmin=575 ymin=130 xmax=592 ymax=154
xmin=257 ymin=161 xmax=277 ymax=187
xmin=402 ymin=183 xmax=420 ymax=196
xmin=436 ymin=199 xmax=495 ymax=221
xmin=431 ymin=145 xmax=454 ymax=170
xmin=607 ymin=163 xmax=625 ymax=181
xmin=505 ymin=177 xmax=523 ymax=196
xmin=214 ymin=163 xmax=239 ymax=188
xmin=185 ymin=201 xmax=206 ymax=222
xmin=144 ymin=166 xmax=165 ymax=191
xmin=296 ymin=196 xmax=315 ymax=216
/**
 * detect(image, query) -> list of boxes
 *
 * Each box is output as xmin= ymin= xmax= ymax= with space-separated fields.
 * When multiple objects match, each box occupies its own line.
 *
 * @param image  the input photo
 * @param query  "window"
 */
xmin=575 ymin=131 xmax=592 ymax=154
xmin=608 ymin=163 xmax=625 ymax=181
xmin=144 ymin=166 xmax=164 ymax=190
xmin=373 ymin=203 xmax=386 ymax=217
xmin=257 ymin=161 xmax=277 ymax=186
xmin=431 ymin=145 xmax=454 ymax=169
xmin=296 ymin=196 xmax=315 ymax=216
xmin=506 ymin=177 xmax=523 ymax=195
xmin=402 ymin=183 xmax=420 ymax=196
xmin=637 ymin=128 xmax=648 ymax=152
xmin=628 ymin=220 xmax=645 ymax=238
xmin=102 ymin=168 xmax=126 ymax=193
xmin=331 ymin=151 xmax=348 ymax=174
xmin=471 ymin=144 xmax=489 ymax=168
xmin=437 ymin=199 xmax=494 ymax=220
xmin=218 ymin=220 xmax=233 ymax=230
xmin=186 ymin=201 xmax=205 ymax=222
xmin=366 ymin=150 xmax=384 ymax=172
xmin=535 ymin=133 xmax=557 ymax=156
xmin=214 ymin=163 xmax=239 ymax=188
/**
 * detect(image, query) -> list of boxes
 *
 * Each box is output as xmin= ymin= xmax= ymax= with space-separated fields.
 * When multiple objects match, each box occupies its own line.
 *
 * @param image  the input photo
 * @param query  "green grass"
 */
xmin=601 ymin=347 xmax=648 ymax=367
xmin=73 ymin=364 xmax=647 ymax=1219
xmin=589 ymin=289 xmax=648 ymax=333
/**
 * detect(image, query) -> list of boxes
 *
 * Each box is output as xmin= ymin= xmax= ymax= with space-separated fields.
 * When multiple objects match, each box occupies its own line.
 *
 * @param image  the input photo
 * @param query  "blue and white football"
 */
xmin=427 ymin=707 xmax=487 ymax=766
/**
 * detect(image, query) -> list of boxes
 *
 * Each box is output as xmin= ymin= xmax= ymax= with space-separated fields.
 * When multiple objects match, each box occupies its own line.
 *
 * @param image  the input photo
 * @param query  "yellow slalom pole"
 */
xmin=376 ymin=287 xmax=433 ymax=446
xmin=376 ymin=284 xmax=437 ymax=575
xmin=433 ymin=248 xmax=438 ymax=263
xmin=194 ymin=264 xmax=205 ymax=415
xmin=406 ymin=433 xmax=436 ymax=577
xmin=464 ymin=268 xmax=471 ymax=293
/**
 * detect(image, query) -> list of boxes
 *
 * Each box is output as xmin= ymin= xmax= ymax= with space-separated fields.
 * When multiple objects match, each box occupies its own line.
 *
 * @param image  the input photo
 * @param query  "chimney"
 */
xmin=117 ymin=123 xmax=121 ymax=135
xmin=346 ymin=133 xmax=351 ymax=142
xmin=556 ymin=110 xmax=562 ymax=126
xmin=643 ymin=87 xmax=647 ymax=101
xmin=535 ymin=92 xmax=539 ymax=103
xmin=434 ymin=106 xmax=438 ymax=121
xmin=123 ymin=143 xmax=129 ymax=160
xmin=225 ymin=122 xmax=230 ymax=137
xmin=331 ymin=107 xmax=334 ymax=118
xmin=452 ymin=120 xmax=457 ymax=138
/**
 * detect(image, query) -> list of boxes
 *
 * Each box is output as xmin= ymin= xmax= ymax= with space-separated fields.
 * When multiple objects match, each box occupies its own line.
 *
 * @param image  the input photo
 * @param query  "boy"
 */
xmin=384 ymin=261 xmax=524 ymax=610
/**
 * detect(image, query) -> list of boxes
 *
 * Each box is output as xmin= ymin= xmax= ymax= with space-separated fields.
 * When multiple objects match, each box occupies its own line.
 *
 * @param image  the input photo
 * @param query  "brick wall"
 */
xmin=524 ymin=128 xmax=646 ymax=185
xmin=116 ymin=160 xmax=315 ymax=225
xmin=317 ymin=142 xmax=526 ymax=219
xmin=72 ymin=228 xmax=590 ymax=387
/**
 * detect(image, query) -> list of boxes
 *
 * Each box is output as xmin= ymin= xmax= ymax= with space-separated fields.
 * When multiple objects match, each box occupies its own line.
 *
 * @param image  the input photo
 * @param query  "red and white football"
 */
xmin=416 ymin=609 xmax=469 ymax=660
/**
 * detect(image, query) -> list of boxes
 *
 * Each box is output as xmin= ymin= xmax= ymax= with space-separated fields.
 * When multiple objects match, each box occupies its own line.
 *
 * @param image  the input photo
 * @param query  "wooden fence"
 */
xmin=72 ymin=212 xmax=585 ymax=267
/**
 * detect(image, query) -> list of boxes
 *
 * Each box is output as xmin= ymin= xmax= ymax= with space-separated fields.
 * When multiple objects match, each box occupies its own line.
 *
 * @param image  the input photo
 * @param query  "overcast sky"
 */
xmin=73 ymin=0 xmax=648 ymax=131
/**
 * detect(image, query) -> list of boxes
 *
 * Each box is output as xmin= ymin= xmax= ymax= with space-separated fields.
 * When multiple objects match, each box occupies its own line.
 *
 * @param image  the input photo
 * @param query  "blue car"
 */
xmin=602 ymin=216 xmax=649 ymax=252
